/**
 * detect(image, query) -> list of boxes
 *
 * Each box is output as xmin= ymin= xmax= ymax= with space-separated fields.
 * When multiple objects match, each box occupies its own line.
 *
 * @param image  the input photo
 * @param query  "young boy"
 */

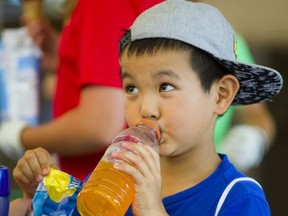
xmin=13 ymin=0 xmax=282 ymax=215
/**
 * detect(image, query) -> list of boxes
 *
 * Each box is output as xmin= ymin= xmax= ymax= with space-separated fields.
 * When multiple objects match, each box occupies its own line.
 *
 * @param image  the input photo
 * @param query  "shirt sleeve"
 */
xmin=72 ymin=0 xmax=164 ymax=88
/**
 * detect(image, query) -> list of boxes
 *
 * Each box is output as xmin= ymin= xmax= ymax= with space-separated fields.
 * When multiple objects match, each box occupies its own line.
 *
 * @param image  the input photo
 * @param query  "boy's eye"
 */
xmin=125 ymin=85 xmax=139 ymax=94
xmin=160 ymin=83 xmax=175 ymax=92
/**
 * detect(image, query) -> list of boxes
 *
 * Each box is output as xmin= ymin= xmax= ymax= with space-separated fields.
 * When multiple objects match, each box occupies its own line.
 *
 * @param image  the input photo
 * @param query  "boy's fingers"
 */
xmin=13 ymin=168 xmax=28 ymax=184
xmin=35 ymin=148 xmax=54 ymax=176
xmin=113 ymin=143 xmax=156 ymax=178
xmin=24 ymin=149 xmax=45 ymax=181
xmin=135 ymin=143 xmax=160 ymax=169
xmin=13 ymin=159 xmax=35 ymax=184
xmin=121 ymin=142 xmax=160 ymax=172
xmin=13 ymin=147 xmax=55 ymax=185
xmin=17 ymin=157 xmax=34 ymax=178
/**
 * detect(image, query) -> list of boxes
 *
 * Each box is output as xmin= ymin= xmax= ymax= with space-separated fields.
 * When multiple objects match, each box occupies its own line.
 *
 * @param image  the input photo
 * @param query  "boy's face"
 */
xmin=120 ymin=49 xmax=219 ymax=157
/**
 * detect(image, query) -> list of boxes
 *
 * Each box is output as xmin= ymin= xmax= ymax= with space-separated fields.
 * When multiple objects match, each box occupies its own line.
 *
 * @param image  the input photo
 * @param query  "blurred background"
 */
xmin=0 ymin=0 xmax=287 ymax=215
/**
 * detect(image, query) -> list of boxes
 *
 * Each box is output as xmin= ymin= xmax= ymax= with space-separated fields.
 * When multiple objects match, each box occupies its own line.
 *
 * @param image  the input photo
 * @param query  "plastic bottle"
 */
xmin=1 ymin=27 xmax=41 ymax=126
xmin=0 ymin=41 xmax=8 ymax=122
xmin=77 ymin=119 xmax=161 ymax=216
xmin=0 ymin=166 xmax=10 ymax=216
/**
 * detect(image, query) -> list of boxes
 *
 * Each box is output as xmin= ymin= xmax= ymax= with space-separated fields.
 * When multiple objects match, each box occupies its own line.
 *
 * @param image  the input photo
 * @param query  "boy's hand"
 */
xmin=13 ymin=147 xmax=57 ymax=199
xmin=112 ymin=143 xmax=168 ymax=216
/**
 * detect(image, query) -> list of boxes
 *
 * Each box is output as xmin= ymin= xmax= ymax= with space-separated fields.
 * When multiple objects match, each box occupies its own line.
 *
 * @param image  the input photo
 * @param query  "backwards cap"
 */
xmin=119 ymin=0 xmax=283 ymax=105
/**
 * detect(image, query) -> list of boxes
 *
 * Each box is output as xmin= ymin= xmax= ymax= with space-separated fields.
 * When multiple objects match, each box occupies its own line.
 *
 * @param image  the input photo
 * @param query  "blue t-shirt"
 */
xmin=125 ymin=154 xmax=270 ymax=215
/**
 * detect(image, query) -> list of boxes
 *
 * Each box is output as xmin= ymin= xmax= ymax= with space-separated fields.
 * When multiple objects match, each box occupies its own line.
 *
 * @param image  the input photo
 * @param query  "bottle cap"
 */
xmin=138 ymin=119 xmax=161 ymax=141
xmin=0 ymin=166 xmax=10 ymax=196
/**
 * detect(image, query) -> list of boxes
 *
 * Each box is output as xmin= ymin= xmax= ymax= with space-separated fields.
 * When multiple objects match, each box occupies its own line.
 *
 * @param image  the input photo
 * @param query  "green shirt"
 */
xmin=214 ymin=33 xmax=254 ymax=151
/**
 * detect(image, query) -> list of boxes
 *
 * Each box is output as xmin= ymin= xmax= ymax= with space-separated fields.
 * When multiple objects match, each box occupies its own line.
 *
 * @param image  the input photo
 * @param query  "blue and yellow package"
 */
xmin=31 ymin=168 xmax=83 ymax=216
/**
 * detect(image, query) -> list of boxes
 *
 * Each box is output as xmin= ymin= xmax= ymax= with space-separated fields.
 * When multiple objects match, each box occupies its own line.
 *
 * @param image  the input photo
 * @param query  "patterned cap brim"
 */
xmin=214 ymin=56 xmax=283 ymax=105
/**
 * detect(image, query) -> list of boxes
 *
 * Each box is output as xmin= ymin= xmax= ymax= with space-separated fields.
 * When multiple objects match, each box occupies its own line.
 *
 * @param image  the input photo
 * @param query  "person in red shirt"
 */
xmin=0 ymin=0 xmax=163 ymax=181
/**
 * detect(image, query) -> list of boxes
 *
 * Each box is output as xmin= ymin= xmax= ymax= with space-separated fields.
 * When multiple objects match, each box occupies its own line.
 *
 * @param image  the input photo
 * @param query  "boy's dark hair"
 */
xmin=120 ymin=38 xmax=232 ymax=93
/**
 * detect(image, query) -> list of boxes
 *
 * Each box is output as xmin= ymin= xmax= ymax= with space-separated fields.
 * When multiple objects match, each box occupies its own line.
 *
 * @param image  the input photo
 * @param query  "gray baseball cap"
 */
xmin=119 ymin=0 xmax=283 ymax=105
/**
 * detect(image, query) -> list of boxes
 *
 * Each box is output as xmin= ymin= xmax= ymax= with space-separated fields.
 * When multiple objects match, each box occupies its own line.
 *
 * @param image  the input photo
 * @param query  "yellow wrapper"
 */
xmin=43 ymin=169 xmax=77 ymax=202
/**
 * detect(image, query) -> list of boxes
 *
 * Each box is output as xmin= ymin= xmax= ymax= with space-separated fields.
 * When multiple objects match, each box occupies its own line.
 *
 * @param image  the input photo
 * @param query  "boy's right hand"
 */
xmin=13 ymin=147 xmax=57 ymax=199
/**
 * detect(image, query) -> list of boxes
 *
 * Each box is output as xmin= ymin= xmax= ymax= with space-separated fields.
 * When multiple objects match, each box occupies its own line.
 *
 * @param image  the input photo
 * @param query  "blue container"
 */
xmin=0 ymin=41 xmax=8 ymax=122
xmin=0 ymin=165 xmax=10 ymax=216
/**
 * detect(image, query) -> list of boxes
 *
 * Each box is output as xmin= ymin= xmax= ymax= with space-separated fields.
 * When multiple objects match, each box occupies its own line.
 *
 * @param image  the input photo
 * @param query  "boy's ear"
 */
xmin=214 ymin=74 xmax=240 ymax=115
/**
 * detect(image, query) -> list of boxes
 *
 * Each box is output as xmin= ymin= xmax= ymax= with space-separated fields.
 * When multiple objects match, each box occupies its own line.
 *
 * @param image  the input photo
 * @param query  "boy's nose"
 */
xmin=140 ymin=95 xmax=159 ymax=120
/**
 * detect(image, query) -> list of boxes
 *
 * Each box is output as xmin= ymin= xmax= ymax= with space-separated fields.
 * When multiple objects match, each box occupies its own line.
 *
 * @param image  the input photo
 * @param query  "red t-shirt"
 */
xmin=53 ymin=0 xmax=163 ymax=180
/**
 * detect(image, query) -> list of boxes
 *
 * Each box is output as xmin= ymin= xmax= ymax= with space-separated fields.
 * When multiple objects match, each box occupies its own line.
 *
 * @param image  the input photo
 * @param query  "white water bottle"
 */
xmin=1 ymin=27 xmax=41 ymax=126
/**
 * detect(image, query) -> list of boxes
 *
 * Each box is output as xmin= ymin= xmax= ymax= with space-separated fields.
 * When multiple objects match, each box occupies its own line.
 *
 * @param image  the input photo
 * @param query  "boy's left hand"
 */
xmin=112 ymin=142 xmax=167 ymax=216
xmin=13 ymin=147 xmax=57 ymax=199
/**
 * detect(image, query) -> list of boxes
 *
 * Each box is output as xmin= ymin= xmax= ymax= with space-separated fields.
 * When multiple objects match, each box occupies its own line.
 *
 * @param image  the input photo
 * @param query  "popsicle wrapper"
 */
xmin=31 ymin=168 xmax=83 ymax=216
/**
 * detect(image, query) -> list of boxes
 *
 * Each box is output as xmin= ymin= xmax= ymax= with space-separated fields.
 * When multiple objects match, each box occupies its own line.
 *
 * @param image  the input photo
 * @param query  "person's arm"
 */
xmin=0 ymin=86 xmax=125 ymax=158
xmin=233 ymin=103 xmax=276 ymax=149
xmin=220 ymin=103 xmax=276 ymax=171
xmin=9 ymin=198 xmax=32 ymax=216
xmin=21 ymin=86 xmax=125 ymax=156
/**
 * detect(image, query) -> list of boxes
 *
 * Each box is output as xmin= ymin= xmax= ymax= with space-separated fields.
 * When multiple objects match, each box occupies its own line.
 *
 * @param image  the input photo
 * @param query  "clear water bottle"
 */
xmin=77 ymin=119 xmax=161 ymax=216
xmin=0 ymin=166 xmax=10 ymax=216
